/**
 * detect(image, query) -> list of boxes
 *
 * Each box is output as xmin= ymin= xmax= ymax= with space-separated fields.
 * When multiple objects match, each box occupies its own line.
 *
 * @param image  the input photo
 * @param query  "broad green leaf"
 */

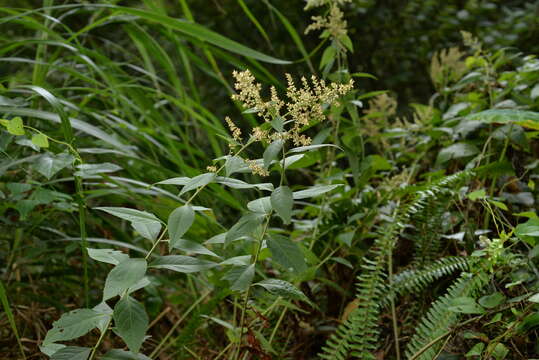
xmin=95 ymin=207 xmax=160 ymax=224
xmin=271 ymin=186 xmax=293 ymax=224
xmin=227 ymin=264 xmax=255 ymax=292
xmin=6 ymin=117 xmax=25 ymax=135
xmin=216 ymin=176 xmax=273 ymax=191
xmin=263 ymin=139 xmax=284 ymax=169
xmin=516 ymin=218 xmax=539 ymax=245
xmin=33 ymin=152 xmax=74 ymax=179
xmin=436 ymin=143 xmax=479 ymax=164
xmin=150 ymin=255 xmax=218 ymax=273
xmin=103 ymin=258 xmax=147 ymax=301
xmin=179 ymin=173 xmax=215 ymax=195
xmin=488 ymin=199 xmax=508 ymax=211
xmin=466 ymin=109 xmax=539 ymax=130
xmin=267 ymin=234 xmax=307 ymax=272
xmin=43 ymin=309 xmax=102 ymax=344
xmin=448 ymin=297 xmax=485 ymax=314
xmin=40 ymin=343 xmax=66 ymax=357
xmin=219 ymin=255 xmax=251 ymax=266
xmin=288 ymin=144 xmax=340 ymax=153
xmin=467 ymin=189 xmax=486 ymax=201
xmin=225 ymin=156 xmax=246 ymax=176
xmin=491 ymin=343 xmax=509 ymax=360
xmin=528 ymin=293 xmax=539 ymax=303
xmin=87 ymin=248 xmax=129 ymax=265
xmin=171 ymin=239 xmax=220 ymax=258
xmin=292 ymin=184 xmax=343 ymax=200
xmin=31 ymin=133 xmax=49 ymax=148
xmin=92 ymin=302 xmax=113 ymax=333
xmin=247 ymin=196 xmax=272 ymax=215
xmin=132 ymin=221 xmax=162 ymax=242
xmin=465 ymin=343 xmax=485 ymax=357
xmin=97 ymin=207 xmax=162 ymax=241
xmin=50 ymin=346 xmax=91 ymax=360
xmin=113 ymin=296 xmax=148 ymax=353
xmin=102 ymin=349 xmax=151 ymax=360
xmin=168 ymin=205 xmax=195 ymax=249
xmin=74 ymin=163 xmax=122 ymax=177
xmin=478 ymin=292 xmax=505 ymax=308
xmin=155 ymin=176 xmax=190 ymax=186
xmin=225 ymin=212 xmax=264 ymax=245
xmin=254 ymin=279 xmax=310 ymax=303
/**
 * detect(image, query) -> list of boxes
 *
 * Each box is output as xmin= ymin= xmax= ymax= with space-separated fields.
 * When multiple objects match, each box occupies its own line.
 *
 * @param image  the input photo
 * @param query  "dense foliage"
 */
xmin=1 ymin=1 xmax=539 ymax=359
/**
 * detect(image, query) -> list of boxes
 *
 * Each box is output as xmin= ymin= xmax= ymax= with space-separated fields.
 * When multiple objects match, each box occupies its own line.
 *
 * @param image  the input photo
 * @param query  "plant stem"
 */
xmin=233 ymin=214 xmax=272 ymax=360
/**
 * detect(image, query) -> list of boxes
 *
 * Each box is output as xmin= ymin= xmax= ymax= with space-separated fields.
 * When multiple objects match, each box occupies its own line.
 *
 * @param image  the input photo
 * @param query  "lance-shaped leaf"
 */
xmin=225 ymin=212 xmax=264 ymax=245
xmin=150 ymin=255 xmax=218 ymax=273
xmin=50 ymin=346 xmax=91 ymax=360
xmin=292 ymin=184 xmax=343 ymax=199
xmin=168 ymin=205 xmax=195 ymax=249
xmin=267 ymin=234 xmax=307 ymax=272
xmin=179 ymin=173 xmax=215 ymax=195
xmin=263 ymin=139 xmax=284 ymax=169
xmin=103 ymin=258 xmax=147 ymax=301
xmin=113 ymin=296 xmax=148 ymax=353
xmin=43 ymin=309 xmax=103 ymax=345
xmin=271 ymin=186 xmax=293 ymax=224
xmin=226 ymin=264 xmax=255 ymax=292
xmin=254 ymin=279 xmax=311 ymax=303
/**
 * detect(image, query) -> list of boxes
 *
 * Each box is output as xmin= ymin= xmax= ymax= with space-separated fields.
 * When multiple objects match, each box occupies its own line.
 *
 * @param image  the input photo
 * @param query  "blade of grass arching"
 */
xmin=21 ymin=85 xmax=89 ymax=307
xmin=0 ymin=280 xmax=26 ymax=360
xmin=262 ymin=0 xmax=315 ymax=73
xmin=236 ymin=0 xmax=272 ymax=49
xmin=32 ymin=0 xmax=53 ymax=87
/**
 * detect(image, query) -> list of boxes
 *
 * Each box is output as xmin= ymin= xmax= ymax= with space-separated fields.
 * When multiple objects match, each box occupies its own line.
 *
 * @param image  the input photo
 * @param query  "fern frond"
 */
xmin=404 ymin=272 xmax=488 ymax=360
xmin=319 ymin=171 xmax=473 ymax=359
xmin=393 ymin=256 xmax=469 ymax=296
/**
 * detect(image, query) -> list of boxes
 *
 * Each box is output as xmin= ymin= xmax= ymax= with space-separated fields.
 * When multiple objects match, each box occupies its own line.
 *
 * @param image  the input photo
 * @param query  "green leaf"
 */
xmin=74 ymin=163 xmax=122 ymax=177
xmin=225 ymin=212 xmax=264 ymax=245
xmin=271 ymin=186 xmax=293 ymax=224
xmin=102 ymin=349 xmax=151 ymax=360
xmin=150 ymin=255 xmax=218 ymax=273
xmin=225 ymin=156 xmax=246 ymax=176
xmin=179 ymin=173 xmax=215 ymax=195
xmin=216 ymin=177 xmax=273 ymax=191
xmin=6 ymin=117 xmax=25 ymax=135
xmin=267 ymin=234 xmax=307 ymax=272
xmin=33 ymin=152 xmax=74 ymax=179
xmin=465 ymin=342 xmax=485 ymax=358
xmin=320 ymin=46 xmax=336 ymax=69
xmin=528 ymin=293 xmax=539 ymax=303
xmin=467 ymin=189 xmax=486 ymax=201
xmin=103 ymin=258 xmax=147 ymax=301
xmin=88 ymin=248 xmax=129 ymax=265
xmin=247 ymin=196 xmax=272 ymax=215
xmin=263 ymin=139 xmax=284 ymax=169
xmin=95 ymin=207 xmax=159 ymax=223
xmin=168 ymin=205 xmax=195 ymax=249
xmin=436 ymin=143 xmax=479 ymax=164
xmin=43 ymin=309 xmax=103 ymax=344
xmin=96 ymin=207 xmax=162 ymax=241
xmin=491 ymin=343 xmax=509 ymax=360
xmin=488 ymin=199 xmax=508 ymax=211
xmin=40 ymin=343 xmax=66 ymax=357
xmin=31 ymin=133 xmax=49 ymax=148
xmin=92 ymin=302 xmax=113 ymax=333
xmin=50 ymin=346 xmax=91 ymax=360
xmin=171 ymin=239 xmax=220 ymax=258
xmin=229 ymin=264 xmax=255 ymax=292
xmin=292 ymin=184 xmax=343 ymax=200
xmin=478 ymin=292 xmax=505 ymax=308
xmin=466 ymin=109 xmax=539 ymax=130
xmin=448 ymin=297 xmax=485 ymax=314
xmin=516 ymin=218 xmax=539 ymax=246
xmin=113 ymin=296 xmax=148 ymax=353
xmin=254 ymin=279 xmax=310 ymax=303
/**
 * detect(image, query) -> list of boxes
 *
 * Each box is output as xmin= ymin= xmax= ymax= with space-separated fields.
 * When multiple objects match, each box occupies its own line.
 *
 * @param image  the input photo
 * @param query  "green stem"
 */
xmin=234 ymin=214 xmax=272 ymax=360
